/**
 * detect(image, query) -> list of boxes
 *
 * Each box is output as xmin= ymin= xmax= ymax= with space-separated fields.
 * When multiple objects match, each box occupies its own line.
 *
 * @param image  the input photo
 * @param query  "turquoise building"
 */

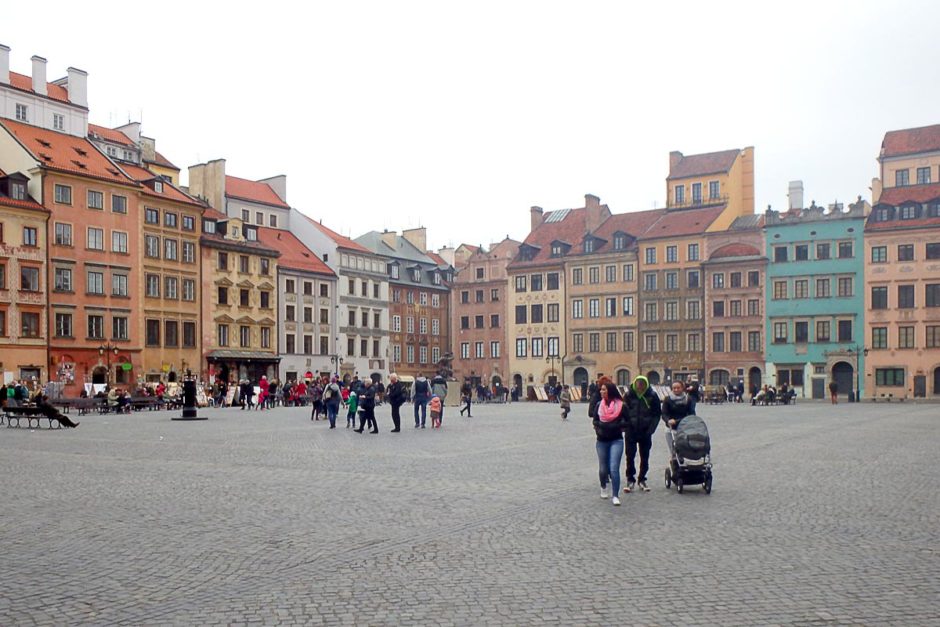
xmin=764 ymin=199 xmax=869 ymax=399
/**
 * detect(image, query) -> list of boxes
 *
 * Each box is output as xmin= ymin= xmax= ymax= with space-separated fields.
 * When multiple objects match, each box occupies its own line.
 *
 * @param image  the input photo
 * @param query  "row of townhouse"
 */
xmin=496 ymin=135 xmax=940 ymax=401
xmin=0 ymin=47 xmax=454 ymax=393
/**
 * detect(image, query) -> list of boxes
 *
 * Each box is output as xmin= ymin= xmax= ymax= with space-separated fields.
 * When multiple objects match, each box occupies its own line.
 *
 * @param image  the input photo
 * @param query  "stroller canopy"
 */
xmin=675 ymin=415 xmax=711 ymax=460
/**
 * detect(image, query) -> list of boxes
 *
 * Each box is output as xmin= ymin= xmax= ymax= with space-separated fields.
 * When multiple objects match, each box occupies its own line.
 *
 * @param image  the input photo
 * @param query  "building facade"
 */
xmin=865 ymin=123 xmax=940 ymax=399
xmin=451 ymin=238 xmax=519 ymax=389
xmin=764 ymin=199 xmax=869 ymax=400
xmin=702 ymin=216 xmax=766 ymax=392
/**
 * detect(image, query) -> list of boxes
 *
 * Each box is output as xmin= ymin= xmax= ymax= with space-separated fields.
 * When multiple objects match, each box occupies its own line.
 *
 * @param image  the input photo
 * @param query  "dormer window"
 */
xmin=390 ymin=264 xmax=400 ymax=279
xmin=583 ymin=238 xmax=595 ymax=254
xmin=613 ymin=233 xmax=627 ymax=250
xmin=551 ymin=244 xmax=564 ymax=257
xmin=154 ymin=181 xmax=164 ymax=193
xmin=203 ymin=219 xmax=217 ymax=234
xmin=432 ymin=272 xmax=441 ymax=285
xmin=245 ymin=228 xmax=257 ymax=241
xmin=873 ymin=207 xmax=891 ymax=222
xmin=927 ymin=202 xmax=940 ymax=218
xmin=15 ymin=104 xmax=28 ymax=122
xmin=10 ymin=182 xmax=27 ymax=201
xmin=411 ymin=268 xmax=421 ymax=282
xmin=899 ymin=204 xmax=919 ymax=220
xmin=106 ymin=146 xmax=117 ymax=157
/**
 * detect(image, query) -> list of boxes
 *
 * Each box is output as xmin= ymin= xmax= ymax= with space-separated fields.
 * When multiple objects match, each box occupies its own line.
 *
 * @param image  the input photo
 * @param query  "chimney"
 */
xmin=0 ymin=44 xmax=9 ymax=84
xmin=669 ymin=151 xmax=683 ymax=174
xmin=116 ymin=122 xmax=141 ymax=144
xmin=380 ymin=229 xmax=397 ymax=249
xmin=139 ymin=136 xmax=157 ymax=162
xmin=31 ymin=55 xmax=47 ymax=96
xmin=584 ymin=193 xmax=610 ymax=234
xmin=530 ymin=206 xmax=543 ymax=232
xmin=65 ymin=67 xmax=88 ymax=108
xmin=402 ymin=227 xmax=427 ymax=253
xmin=787 ymin=180 xmax=804 ymax=211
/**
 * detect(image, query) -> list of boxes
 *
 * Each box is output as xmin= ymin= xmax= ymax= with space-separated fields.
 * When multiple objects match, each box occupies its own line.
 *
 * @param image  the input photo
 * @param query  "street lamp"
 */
xmin=545 ymin=354 xmax=557 ymax=385
xmin=98 ymin=343 xmax=120 ymax=386
xmin=848 ymin=343 xmax=869 ymax=402
xmin=330 ymin=355 xmax=344 ymax=377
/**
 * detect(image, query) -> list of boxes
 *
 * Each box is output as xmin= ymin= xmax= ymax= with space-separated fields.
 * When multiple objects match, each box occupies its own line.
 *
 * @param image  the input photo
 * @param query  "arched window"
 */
xmin=616 ymin=369 xmax=631 ymax=387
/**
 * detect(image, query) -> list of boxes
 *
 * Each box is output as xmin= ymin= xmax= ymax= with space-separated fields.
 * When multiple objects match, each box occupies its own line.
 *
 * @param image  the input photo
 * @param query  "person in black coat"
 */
xmin=622 ymin=375 xmax=662 ymax=493
xmin=356 ymin=380 xmax=378 ymax=434
xmin=662 ymin=380 xmax=697 ymax=430
xmin=587 ymin=376 xmax=612 ymax=420
xmin=386 ymin=374 xmax=407 ymax=432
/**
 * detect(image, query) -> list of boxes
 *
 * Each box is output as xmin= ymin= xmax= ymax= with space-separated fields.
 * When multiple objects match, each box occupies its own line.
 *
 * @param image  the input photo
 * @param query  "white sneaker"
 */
xmin=639 ymin=481 xmax=650 ymax=492
xmin=624 ymin=481 xmax=635 ymax=493
xmin=612 ymin=496 xmax=621 ymax=506
xmin=600 ymin=485 xmax=610 ymax=499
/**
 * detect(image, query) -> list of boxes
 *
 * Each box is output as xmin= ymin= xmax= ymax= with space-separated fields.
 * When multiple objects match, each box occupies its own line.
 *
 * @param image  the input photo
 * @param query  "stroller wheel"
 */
xmin=704 ymin=475 xmax=713 ymax=494
xmin=676 ymin=477 xmax=684 ymax=494
xmin=664 ymin=468 xmax=672 ymax=489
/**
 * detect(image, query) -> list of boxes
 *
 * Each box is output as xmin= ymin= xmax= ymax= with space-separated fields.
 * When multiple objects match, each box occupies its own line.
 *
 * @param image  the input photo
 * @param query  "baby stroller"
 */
xmin=664 ymin=415 xmax=713 ymax=494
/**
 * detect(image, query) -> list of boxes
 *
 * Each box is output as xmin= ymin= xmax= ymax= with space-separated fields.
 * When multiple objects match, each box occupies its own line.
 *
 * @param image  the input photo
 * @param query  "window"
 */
xmin=240 ymin=326 xmax=251 ymax=347
xmin=144 ymin=235 xmax=159 ymax=258
xmin=895 ymin=169 xmax=909 ymax=186
xmin=532 ymin=337 xmax=543 ymax=357
xmin=894 ymin=244 xmax=913 ymax=261
xmin=605 ymin=265 xmax=617 ymax=283
xmin=88 ymin=315 xmax=104 ymax=340
xmin=664 ymin=301 xmax=678 ymax=321
xmin=926 ymin=326 xmax=940 ymax=348
xmin=613 ymin=233 xmax=626 ymax=250
xmin=474 ymin=289 xmax=484 ymax=303
xmin=712 ymin=332 xmax=725 ymax=352
xmin=774 ymin=246 xmax=788 ymax=262
xmin=876 ymin=368 xmax=904 ymax=386
xmin=871 ymin=246 xmax=887 ymax=263
xmin=112 ymin=195 xmax=127 ymax=214
xmin=572 ymin=333 xmax=583 ymax=353
xmin=871 ymin=287 xmax=888 ymax=309
xmin=898 ymin=285 xmax=914 ymax=309
xmin=261 ymin=327 xmax=271 ymax=349
xmin=666 ymin=245 xmax=678 ymax=263
xmin=686 ymin=300 xmax=700 ymax=320
xmin=218 ymin=324 xmax=229 ymax=346
xmin=572 ymin=299 xmax=583 ymax=319
xmin=606 ymin=332 xmax=617 ymax=352
xmin=422 ymin=317 xmax=430 ymax=333
xmin=164 ymin=239 xmax=178 ymax=260
xmin=730 ymin=300 xmax=742 ymax=317
xmin=712 ymin=273 xmax=724 ymax=289
xmin=691 ymin=183 xmax=702 ymax=204
xmin=644 ymin=302 xmax=657 ymax=321
xmin=261 ymin=292 xmax=271 ymax=309
xmin=928 ymin=284 xmax=940 ymax=307
xmin=55 ymin=313 xmax=73 ymax=338
xmin=406 ymin=346 xmax=414 ymax=363
xmin=623 ymin=331 xmax=635 ymax=352
xmin=112 ymin=316 xmax=128 ymax=340
xmin=255 ymin=212 xmax=263 ymax=226
xmin=773 ymin=322 xmax=787 ymax=343
xmin=515 ymin=305 xmax=527 ymax=324
xmin=644 ymin=273 xmax=657 ymax=291
xmin=392 ymin=315 xmax=401 ymax=332
xmin=816 ymin=278 xmax=831 ymax=298
xmin=54 ymin=222 xmax=72 ymax=246
xmin=145 ymin=208 xmax=159 ymax=224
xmin=54 ymin=184 xmax=72 ymax=205
xmin=589 ymin=333 xmax=600 ymax=353
xmin=87 ymin=190 xmax=104 ymax=210
xmin=260 ymin=258 xmax=270 ymax=276
xmin=22 ymin=226 xmax=37 ymax=247
xmin=747 ymin=271 xmax=760 ymax=287
xmin=9 ymin=182 xmax=25 ymax=200
xmin=183 ymin=241 xmax=195 ymax=264
xmin=112 ymin=273 xmax=128 ymax=297
xmin=431 ymin=293 xmax=440 ymax=307
xmin=837 ymin=277 xmax=853 ymax=297
xmin=54 ymin=267 xmax=72 ymax=292
xmin=674 ymin=185 xmax=685 ymax=205
xmin=747 ymin=299 xmax=759 ymax=316
xmin=268 ymin=214 xmax=278 ymax=228
xmin=898 ymin=326 xmax=915 ymax=349
xmin=239 ymin=256 xmax=249 ymax=273
xmin=623 ymin=264 xmax=635 ymax=282
xmin=793 ymin=244 xmax=808 ymax=261
xmin=431 ymin=317 xmax=439 ymax=335
xmin=460 ymin=342 xmax=470 ymax=359
xmin=219 ymin=287 xmax=229 ymax=306
xmin=916 ymin=167 xmax=931 ymax=185
xmin=15 ymin=103 xmax=28 ymax=121
xmin=748 ymin=331 xmax=761 ymax=352
xmin=21 ymin=312 xmax=40 ymax=338
xmin=546 ymin=303 xmax=559 ymax=323
xmin=622 ymin=296 xmax=634 ymax=316
xmin=665 ymin=272 xmax=678 ymax=289
xmin=794 ymin=279 xmax=809 ymax=299
xmin=146 ymin=274 xmax=160 ymax=298
xmin=687 ymin=270 xmax=700 ymax=289
xmin=687 ymin=333 xmax=701 ymax=352
xmin=794 ymin=321 xmax=809 ymax=343
xmin=712 ymin=301 xmax=725 ymax=318
xmin=406 ymin=316 xmax=415 ymax=333
xmin=709 ymin=180 xmax=720 ymax=200
xmin=588 ymin=299 xmax=600 ymax=318
xmin=927 ymin=243 xmax=940 ymax=260
xmin=530 ymin=305 xmax=543 ymax=324
xmin=491 ymin=288 xmax=500 ymax=301
xmin=816 ymin=320 xmax=831 ymax=342
xmin=515 ymin=338 xmax=527 ymax=358
xmin=514 ymin=275 xmax=527 ymax=292
xmin=530 ymin=274 xmax=543 ymax=291
xmin=183 ymin=279 xmax=195 ymax=301
xmin=773 ymin=280 xmax=788 ymax=300
xmin=86 ymin=270 xmax=103 ymax=295
xmin=588 ymin=267 xmax=599 ymax=284
xmin=111 ymin=231 xmax=128 ymax=253
xmin=838 ymin=242 xmax=853 ymax=259
xmin=729 ymin=272 xmax=742 ymax=288
xmin=87 ymin=227 xmax=104 ymax=251
xmin=899 ymin=205 xmax=919 ymax=220
xmin=645 ymin=247 xmax=657 ymax=264
xmin=837 ymin=320 xmax=853 ymax=342
xmin=53 ymin=113 xmax=64 ymax=130
xmin=644 ymin=334 xmax=658 ymax=353
xmin=183 ymin=215 xmax=195 ymax=231
xmin=687 ymin=243 xmax=699 ymax=261
xmin=572 ymin=268 xmax=583 ymax=285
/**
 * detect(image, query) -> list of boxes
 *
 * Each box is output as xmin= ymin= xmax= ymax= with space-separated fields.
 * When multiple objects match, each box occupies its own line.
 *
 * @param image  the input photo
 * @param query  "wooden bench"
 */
xmin=129 ymin=397 xmax=162 ymax=411
xmin=3 ymin=405 xmax=63 ymax=429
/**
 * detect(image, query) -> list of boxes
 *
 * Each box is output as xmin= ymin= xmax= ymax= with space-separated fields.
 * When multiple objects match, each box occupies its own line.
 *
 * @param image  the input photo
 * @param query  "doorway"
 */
xmin=832 ymin=361 xmax=854 ymax=398
xmin=92 ymin=366 xmax=107 ymax=385
xmin=934 ymin=367 xmax=940 ymax=395
xmin=646 ymin=371 xmax=661 ymax=385
xmin=748 ymin=367 xmax=762 ymax=394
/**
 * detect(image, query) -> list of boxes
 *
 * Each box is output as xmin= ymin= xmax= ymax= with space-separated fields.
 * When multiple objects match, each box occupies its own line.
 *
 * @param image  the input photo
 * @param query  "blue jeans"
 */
xmin=327 ymin=402 xmax=339 ymax=427
xmin=414 ymin=398 xmax=428 ymax=426
xmin=596 ymin=439 xmax=624 ymax=495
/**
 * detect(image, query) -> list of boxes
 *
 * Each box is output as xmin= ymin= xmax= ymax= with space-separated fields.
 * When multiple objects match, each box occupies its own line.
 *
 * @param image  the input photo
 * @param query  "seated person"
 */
xmin=36 ymin=394 xmax=79 ymax=428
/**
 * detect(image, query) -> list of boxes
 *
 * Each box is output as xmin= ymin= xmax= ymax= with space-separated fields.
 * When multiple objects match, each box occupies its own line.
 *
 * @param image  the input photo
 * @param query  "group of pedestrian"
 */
xmin=589 ymin=376 xmax=696 ymax=506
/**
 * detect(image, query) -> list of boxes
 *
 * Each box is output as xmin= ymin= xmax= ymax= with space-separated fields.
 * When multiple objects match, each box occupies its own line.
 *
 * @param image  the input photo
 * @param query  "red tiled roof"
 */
xmin=876 ymin=183 xmax=940 ymax=206
xmin=0 ymin=119 xmax=136 ymax=186
xmin=881 ymin=124 xmax=940 ymax=158
xmin=866 ymin=215 xmax=940 ymax=232
xmin=257 ymin=227 xmax=334 ymax=276
xmin=509 ymin=207 xmax=586 ymax=268
xmin=640 ymin=205 xmax=727 ymax=239
xmin=426 ymin=251 xmax=448 ymax=266
xmin=203 ymin=207 xmax=227 ymax=220
xmin=9 ymin=71 xmax=71 ymax=103
xmin=119 ymin=162 xmax=204 ymax=208
xmin=225 ymin=175 xmax=289 ymax=208
xmin=145 ymin=151 xmax=179 ymax=170
xmin=0 ymin=195 xmax=47 ymax=212
xmin=668 ymin=149 xmax=740 ymax=180
xmin=593 ymin=208 xmax=666 ymax=251
xmin=88 ymin=123 xmax=135 ymax=147
xmin=301 ymin=213 xmax=371 ymax=253
xmin=709 ymin=242 xmax=761 ymax=260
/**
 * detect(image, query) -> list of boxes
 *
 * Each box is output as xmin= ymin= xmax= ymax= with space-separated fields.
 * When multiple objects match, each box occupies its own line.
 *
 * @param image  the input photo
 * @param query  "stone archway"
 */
xmin=832 ymin=361 xmax=854 ymax=398
xmin=92 ymin=366 xmax=107 ymax=385
xmin=646 ymin=370 xmax=661 ymax=385
xmin=933 ymin=366 xmax=940 ymax=395
xmin=748 ymin=367 xmax=762 ymax=393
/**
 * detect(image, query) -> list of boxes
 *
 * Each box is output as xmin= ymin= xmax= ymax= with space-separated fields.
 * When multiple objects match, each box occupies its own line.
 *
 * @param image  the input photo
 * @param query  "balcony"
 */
xmin=667 ymin=194 xmax=729 ymax=210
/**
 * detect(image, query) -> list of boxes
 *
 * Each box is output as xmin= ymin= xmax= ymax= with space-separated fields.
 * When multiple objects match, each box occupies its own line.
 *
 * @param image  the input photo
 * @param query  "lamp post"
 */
xmin=849 ymin=343 xmax=869 ymax=402
xmin=98 ymin=343 xmax=120 ymax=386
xmin=330 ymin=355 xmax=343 ymax=377
xmin=545 ymin=354 xmax=557 ymax=385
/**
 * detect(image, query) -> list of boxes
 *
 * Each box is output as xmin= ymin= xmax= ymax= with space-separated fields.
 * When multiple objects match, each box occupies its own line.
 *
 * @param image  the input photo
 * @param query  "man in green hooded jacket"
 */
xmin=622 ymin=375 xmax=662 ymax=492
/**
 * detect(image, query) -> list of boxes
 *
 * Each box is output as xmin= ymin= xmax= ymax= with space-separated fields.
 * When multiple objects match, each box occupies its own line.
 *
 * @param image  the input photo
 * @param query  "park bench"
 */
xmin=129 ymin=397 xmax=162 ymax=411
xmin=3 ymin=405 xmax=63 ymax=429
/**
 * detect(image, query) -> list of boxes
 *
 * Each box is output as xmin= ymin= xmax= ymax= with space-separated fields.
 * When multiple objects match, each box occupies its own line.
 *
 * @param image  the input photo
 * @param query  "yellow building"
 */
xmin=666 ymin=147 xmax=754 ymax=230
xmin=0 ymin=170 xmax=49 ymax=384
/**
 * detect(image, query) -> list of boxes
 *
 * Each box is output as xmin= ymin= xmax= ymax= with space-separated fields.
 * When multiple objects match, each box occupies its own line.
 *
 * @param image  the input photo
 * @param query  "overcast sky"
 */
xmin=5 ymin=1 xmax=940 ymax=250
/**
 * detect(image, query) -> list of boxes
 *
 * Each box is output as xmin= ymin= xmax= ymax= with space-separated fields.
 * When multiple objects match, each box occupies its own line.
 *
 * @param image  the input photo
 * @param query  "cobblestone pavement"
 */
xmin=1 ymin=399 xmax=938 ymax=625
